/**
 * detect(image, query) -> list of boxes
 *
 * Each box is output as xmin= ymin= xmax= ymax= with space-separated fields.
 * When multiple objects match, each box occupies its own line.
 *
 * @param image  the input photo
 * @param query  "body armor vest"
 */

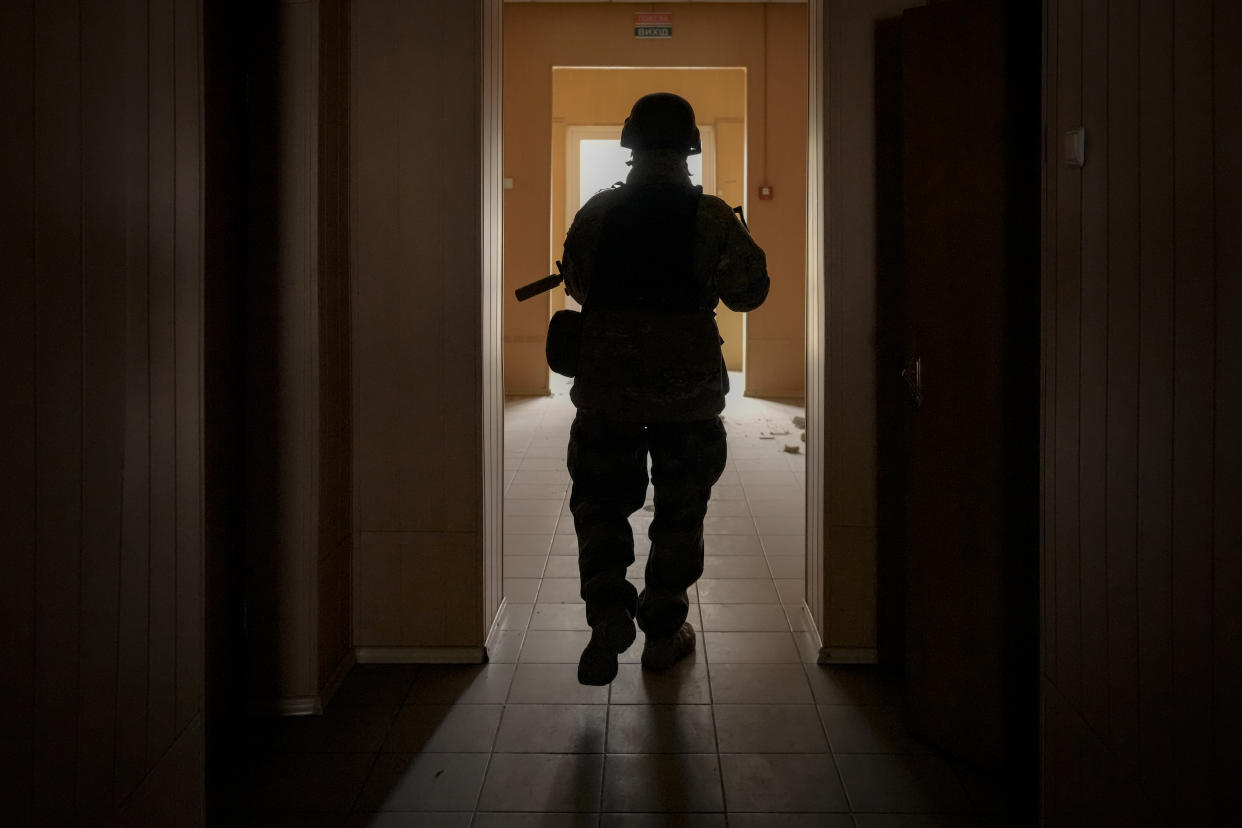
xmin=569 ymin=181 xmax=727 ymax=421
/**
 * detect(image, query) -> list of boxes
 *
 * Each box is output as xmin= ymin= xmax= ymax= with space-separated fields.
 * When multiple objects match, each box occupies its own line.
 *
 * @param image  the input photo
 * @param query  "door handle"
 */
xmin=901 ymin=356 xmax=923 ymax=409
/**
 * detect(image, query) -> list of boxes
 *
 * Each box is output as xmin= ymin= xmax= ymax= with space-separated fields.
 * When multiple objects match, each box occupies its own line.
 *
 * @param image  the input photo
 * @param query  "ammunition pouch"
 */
xmin=569 ymin=306 xmax=725 ymax=421
xmin=546 ymin=308 xmax=583 ymax=377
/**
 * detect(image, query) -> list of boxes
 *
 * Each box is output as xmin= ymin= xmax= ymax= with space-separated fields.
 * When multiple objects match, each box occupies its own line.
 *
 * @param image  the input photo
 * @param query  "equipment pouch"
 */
xmin=545 ymin=309 xmax=582 ymax=377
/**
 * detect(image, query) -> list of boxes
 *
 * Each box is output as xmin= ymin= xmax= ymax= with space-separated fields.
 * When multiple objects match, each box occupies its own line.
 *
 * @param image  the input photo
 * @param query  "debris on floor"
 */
xmin=784 ymin=444 xmax=801 ymax=454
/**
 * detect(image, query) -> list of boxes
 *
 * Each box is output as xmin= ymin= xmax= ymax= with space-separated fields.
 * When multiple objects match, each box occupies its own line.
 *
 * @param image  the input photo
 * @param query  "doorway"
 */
xmin=499 ymin=3 xmax=811 ymax=643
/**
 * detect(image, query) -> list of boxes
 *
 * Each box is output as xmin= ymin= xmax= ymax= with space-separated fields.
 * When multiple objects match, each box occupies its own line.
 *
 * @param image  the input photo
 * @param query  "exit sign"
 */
xmin=634 ymin=12 xmax=672 ymax=39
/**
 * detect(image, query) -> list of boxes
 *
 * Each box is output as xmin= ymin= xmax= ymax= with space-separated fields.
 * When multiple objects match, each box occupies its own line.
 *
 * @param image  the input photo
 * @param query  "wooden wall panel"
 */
xmin=116 ymin=0 xmax=154 ymax=798
xmin=1103 ymin=0 xmax=1141 ymax=771
xmin=1213 ymin=5 xmax=1242 ymax=818
xmin=1134 ymin=0 xmax=1175 ymax=804
xmin=1 ymin=0 xmax=206 ymax=821
xmin=147 ymin=0 xmax=180 ymax=766
xmin=0 ymin=1 xmax=36 ymax=820
xmin=33 ymin=3 xmax=84 ymax=821
xmin=77 ymin=0 xmax=127 ymax=814
xmin=1043 ymin=0 xmax=1234 ymax=820
xmin=174 ymin=0 xmax=205 ymax=735
xmin=1077 ymin=0 xmax=1109 ymax=740
xmin=1051 ymin=0 xmax=1082 ymax=711
xmin=1170 ymin=3 xmax=1216 ymax=818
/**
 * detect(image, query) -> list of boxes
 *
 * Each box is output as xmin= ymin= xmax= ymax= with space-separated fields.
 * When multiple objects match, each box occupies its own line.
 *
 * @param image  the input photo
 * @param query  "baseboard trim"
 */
xmin=250 ymin=695 xmax=322 ymax=717
xmin=485 ymin=597 xmax=509 ymax=654
xmin=818 ymin=646 xmax=879 ymax=664
xmin=354 ymin=646 xmax=487 ymax=664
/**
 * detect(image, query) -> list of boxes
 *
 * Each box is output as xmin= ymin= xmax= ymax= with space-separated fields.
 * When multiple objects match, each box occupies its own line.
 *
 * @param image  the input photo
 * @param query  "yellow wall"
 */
xmin=549 ymin=67 xmax=747 ymax=371
xmin=504 ymin=2 xmax=807 ymax=397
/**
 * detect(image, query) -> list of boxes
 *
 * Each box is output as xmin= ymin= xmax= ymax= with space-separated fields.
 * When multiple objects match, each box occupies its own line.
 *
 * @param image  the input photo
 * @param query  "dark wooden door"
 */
xmin=899 ymin=0 xmax=1039 ymax=773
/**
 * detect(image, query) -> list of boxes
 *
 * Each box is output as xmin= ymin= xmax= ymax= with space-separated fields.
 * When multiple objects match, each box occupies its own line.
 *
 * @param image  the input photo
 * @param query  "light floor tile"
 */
xmin=702 ymin=632 xmax=800 ymax=664
xmin=248 ymin=753 xmax=375 ymax=812
xmin=718 ymin=753 xmax=848 ymax=813
xmin=703 ymin=516 xmax=758 ymax=536
xmin=347 ymin=812 xmax=474 ymax=828
xmin=705 ymin=499 xmax=752 ymax=517
xmin=699 ymin=604 xmax=789 ymax=632
xmin=758 ymin=535 xmax=804 ymax=557
xmin=504 ymin=498 xmax=565 ymax=516
xmin=473 ymin=814 xmax=598 ymax=828
xmin=487 ymin=630 xmax=526 ymax=663
xmin=529 ymin=603 xmax=591 ymax=630
xmin=600 ymin=815 xmax=726 ymax=828
xmin=408 ymin=664 xmax=516 ymax=705
xmin=713 ymin=704 xmax=829 ymax=753
xmin=507 ymin=484 xmax=571 ymax=500
xmin=497 ymin=603 xmax=534 ymax=631
xmin=505 ymin=535 xmax=554 ymax=556
xmin=819 ymin=705 xmax=933 ymax=754
xmin=728 ymin=815 xmax=853 ymax=828
xmin=775 ymin=579 xmax=805 ymax=603
xmin=504 ymin=556 xmax=548 ymax=579
xmin=542 ymin=555 xmax=580 ymax=578
xmin=507 ymin=663 xmax=608 ymax=705
xmin=536 ymin=578 xmax=583 ymax=604
xmin=473 ymin=815 xmax=598 ymax=828
xmin=702 ymin=535 xmax=766 ymax=556
xmin=382 ymin=704 xmax=503 ymax=753
xmin=707 ymin=663 xmax=814 ymax=704
xmin=519 ymin=629 xmax=590 ymax=663
xmin=609 ymin=661 xmax=711 ymax=705
xmin=754 ymin=516 xmax=806 ymax=536
xmin=834 ymin=754 xmax=970 ymax=814
xmin=803 ymin=665 xmax=904 ymax=707
xmin=478 ymin=753 xmax=604 ymax=812
xmin=357 ymin=753 xmax=489 ymax=812
xmin=606 ymin=705 xmax=717 ymax=753
xmin=697 ymin=579 xmax=780 ymax=604
xmin=701 ymin=556 xmax=770 ymax=579
xmin=493 ymin=704 xmax=607 ymax=753
xmin=765 ymin=555 xmax=804 ymax=579
xmin=601 ymin=754 xmax=724 ymax=813
xmin=504 ymin=579 xmax=542 ymax=604
xmin=507 ymin=515 xmax=562 ymax=535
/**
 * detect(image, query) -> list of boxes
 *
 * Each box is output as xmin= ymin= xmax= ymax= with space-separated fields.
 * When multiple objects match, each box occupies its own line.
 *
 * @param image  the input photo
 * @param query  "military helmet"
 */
xmin=620 ymin=92 xmax=702 ymax=156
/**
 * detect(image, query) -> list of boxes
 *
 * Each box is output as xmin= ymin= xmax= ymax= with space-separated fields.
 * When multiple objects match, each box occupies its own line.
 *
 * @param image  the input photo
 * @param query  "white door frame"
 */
xmin=481 ymin=0 xmax=830 ymax=656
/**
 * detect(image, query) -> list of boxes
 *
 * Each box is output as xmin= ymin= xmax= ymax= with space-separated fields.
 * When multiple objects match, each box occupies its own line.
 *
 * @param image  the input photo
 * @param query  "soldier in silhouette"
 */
xmin=560 ymin=93 xmax=769 ymax=685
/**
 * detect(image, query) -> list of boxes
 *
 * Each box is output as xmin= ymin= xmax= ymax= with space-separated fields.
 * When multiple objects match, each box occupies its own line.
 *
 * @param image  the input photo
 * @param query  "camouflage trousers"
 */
xmin=567 ymin=412 xmax=728 ymax=638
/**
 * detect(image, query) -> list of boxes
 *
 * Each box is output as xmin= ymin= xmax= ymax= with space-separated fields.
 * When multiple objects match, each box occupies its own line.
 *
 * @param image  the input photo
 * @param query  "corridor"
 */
xmin=220 ymin=380 xmax=1022 ymax=825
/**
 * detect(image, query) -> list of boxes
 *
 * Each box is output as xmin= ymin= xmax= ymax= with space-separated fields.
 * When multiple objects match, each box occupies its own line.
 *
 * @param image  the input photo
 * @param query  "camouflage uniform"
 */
xmin=561 ymin=150 xmax=769 ymax=638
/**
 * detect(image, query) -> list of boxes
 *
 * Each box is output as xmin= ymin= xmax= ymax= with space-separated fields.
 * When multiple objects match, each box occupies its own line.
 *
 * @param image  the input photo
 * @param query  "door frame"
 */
xmin=481 ymin=0 xmax=837 ymax=658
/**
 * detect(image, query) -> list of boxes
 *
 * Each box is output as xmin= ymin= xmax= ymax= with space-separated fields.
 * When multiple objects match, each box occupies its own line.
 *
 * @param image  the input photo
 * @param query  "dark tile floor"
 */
xmin=217 ymin=380 xmax=1034 ymax=826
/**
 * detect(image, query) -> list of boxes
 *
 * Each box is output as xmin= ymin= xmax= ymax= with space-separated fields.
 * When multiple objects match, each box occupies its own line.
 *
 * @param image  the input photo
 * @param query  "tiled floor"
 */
xmin=222 ymin=376 xmax=1032 ymax=826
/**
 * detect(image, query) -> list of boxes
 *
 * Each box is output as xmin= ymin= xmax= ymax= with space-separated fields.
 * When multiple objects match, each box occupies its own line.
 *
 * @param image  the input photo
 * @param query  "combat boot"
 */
xmin=640 ymin=622 xmax=696 ymax=671
xmin=577 ymin=606 xmax=637 ymax=686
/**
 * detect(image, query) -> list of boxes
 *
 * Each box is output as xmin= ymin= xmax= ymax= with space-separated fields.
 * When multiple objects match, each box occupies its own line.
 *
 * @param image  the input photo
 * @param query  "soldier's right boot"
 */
xmin=641 ymin=622 xmax=696 ymax=671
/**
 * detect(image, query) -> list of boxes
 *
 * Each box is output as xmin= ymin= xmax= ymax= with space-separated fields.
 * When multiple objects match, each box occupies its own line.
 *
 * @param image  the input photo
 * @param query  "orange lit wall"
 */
xmin=504 ymin=2 xmax=808 ymax=398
